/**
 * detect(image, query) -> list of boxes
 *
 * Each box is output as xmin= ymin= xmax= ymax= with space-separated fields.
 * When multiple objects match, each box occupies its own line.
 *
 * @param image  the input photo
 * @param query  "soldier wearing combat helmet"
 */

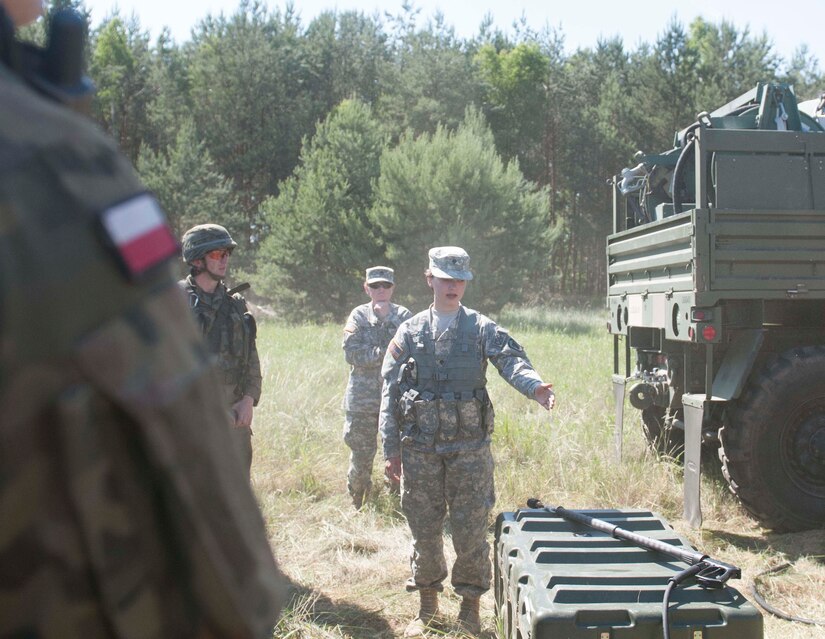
xmin=342 ymin=266 xmax=412 ymax=509
xmin=379 ymin=247 xmax=555 ymax=637
xmin=180 ymin=224 xmax=263 ymax=477
xmin=0 ymin=0 xmax=285 ymax=635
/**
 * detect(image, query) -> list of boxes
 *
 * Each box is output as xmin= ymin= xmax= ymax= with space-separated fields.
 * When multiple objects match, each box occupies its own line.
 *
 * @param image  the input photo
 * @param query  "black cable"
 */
xmin=671 ymin=123 xmax=700 ymax=215
xmin=751 ymin=563 xmax=825 ymax=626
xmin=670 ymin=102 xmax=758 ymax=216
xmin=662 ymin=579 xmax=678 ymax=639
xmin=662 ymin=563 xmax=706 ymax=639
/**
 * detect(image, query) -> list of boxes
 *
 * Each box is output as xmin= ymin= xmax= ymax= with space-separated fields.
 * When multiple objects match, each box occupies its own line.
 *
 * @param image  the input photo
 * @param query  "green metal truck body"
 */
xmin=608 ymin=83 xmax=825 ymax=531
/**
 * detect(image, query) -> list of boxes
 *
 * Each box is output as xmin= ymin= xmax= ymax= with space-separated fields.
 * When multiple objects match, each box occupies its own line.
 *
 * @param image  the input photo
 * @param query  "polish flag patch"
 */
xmin=99 ymin=193 xmax=179 ymax=279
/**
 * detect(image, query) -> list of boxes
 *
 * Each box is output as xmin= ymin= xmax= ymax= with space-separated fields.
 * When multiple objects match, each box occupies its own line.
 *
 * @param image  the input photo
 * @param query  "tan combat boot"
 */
xmin=457 ymin=595 xmax=481 ymax=636
xmin=403 ymin=588 xmax=439 ymax=637
xmin=350 ymin=482 xmax=371 ymax=510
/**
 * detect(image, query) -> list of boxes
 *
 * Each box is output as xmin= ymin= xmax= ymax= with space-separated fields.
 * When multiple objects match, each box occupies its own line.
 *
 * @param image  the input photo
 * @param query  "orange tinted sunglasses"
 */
xmin=205 ymin=248 xmax=233 ymax=260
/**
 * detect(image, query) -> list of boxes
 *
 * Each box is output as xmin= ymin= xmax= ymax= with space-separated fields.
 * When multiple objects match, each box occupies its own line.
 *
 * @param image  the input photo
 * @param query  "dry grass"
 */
xmin=251 ymin=307 xmax=825 ymax=638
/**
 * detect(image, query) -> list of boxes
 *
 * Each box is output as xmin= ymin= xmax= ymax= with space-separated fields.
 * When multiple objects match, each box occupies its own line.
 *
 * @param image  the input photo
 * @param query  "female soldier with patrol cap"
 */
xmin=342 ymin=266 xmax=412 ymax=509
xmin=379 ymin=247 xmax=555 ymax=637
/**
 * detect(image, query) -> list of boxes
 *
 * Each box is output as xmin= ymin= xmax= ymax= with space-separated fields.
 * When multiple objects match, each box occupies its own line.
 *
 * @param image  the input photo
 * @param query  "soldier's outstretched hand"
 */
xmin=535 ymin=383 xmax=555 ymax=411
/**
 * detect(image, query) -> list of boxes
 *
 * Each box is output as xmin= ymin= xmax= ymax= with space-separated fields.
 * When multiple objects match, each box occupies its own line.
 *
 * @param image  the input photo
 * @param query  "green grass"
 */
xmin=251 ymin=307 xmax=825 ymax=638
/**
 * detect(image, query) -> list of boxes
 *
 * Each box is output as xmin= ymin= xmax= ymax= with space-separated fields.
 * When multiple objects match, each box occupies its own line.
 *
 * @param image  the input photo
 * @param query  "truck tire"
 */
xmin=719 ymin=346 xmax=825 ymax=531
xmin=641 ymin=407 xmax=684 ymax=458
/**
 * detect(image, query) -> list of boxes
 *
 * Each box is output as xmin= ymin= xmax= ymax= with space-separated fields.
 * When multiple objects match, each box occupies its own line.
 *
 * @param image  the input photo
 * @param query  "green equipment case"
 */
xmin=495 ymin=508 xmax=762 ymax=638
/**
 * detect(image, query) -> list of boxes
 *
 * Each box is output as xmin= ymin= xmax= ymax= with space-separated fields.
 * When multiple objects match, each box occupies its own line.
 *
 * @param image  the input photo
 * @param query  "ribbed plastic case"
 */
xmin=494 ymin=508 xmax=763 ymax=638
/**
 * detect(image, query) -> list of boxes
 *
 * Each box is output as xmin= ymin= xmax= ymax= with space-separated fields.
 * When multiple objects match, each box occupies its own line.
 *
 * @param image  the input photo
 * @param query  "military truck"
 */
xmin=607 ymin=83 xmax=825 ymax=531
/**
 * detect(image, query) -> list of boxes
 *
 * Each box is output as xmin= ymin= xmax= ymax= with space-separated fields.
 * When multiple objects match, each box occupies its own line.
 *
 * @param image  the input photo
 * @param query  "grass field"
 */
xmin=250 ymin=305 xmax=825 ymax=638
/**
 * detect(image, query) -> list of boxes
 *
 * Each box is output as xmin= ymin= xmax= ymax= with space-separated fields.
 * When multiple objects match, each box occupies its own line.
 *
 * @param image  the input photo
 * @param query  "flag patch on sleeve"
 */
xmin=388 ymin=338 xmax=403 ymax=360
xmin=99 ymin=193 xmax=179 ymax=279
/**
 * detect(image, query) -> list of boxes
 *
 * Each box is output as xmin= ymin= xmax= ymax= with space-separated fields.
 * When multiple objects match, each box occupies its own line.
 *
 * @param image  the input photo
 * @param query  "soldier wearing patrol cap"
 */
xmin=379 ymin=246 xmax=555 ymax=637
xmin=179 ymin=224 xmax=262 ymax=478
xmin=0 ymin=0 xmax=285 ymax=636
xmin=342 ymin=266 xmax=412 ymax=508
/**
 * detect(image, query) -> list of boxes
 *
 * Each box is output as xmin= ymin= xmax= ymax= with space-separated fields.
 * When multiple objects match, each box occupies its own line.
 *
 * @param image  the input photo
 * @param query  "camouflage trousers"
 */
xmin=233 ymin=425 xmax=253 ymax=479
xmin=343 ymin=411 xmax=380 ymax=500
xmin=224 ymin=387 xmax=253 ymax=480
xmin=400 ymin=444 xmax=495 ymax=598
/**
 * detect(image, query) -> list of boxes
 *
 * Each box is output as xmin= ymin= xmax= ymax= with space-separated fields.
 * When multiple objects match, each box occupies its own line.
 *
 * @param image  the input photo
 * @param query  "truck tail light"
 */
xmin=691 ymin=308 xmax=714 ymax=321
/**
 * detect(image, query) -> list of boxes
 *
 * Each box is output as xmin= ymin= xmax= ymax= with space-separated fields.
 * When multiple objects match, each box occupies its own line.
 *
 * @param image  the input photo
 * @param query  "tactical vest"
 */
xmin=399 ymin=308 xmax=494 ymax=453
xmin=409 ymin=308 xmax=486 ymax=396
xmin=179 ymin=279 xmax=253 ymax=400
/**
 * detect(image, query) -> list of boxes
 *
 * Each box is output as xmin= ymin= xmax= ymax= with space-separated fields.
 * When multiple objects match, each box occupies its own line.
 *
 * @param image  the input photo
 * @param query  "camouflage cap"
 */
xmin=428 ymin=246 xmax=473 ymax=280
xmin=181 ymin=224 xmax=237 ymax=263
xmin=365 ymin=266 xmax=394 ymax=284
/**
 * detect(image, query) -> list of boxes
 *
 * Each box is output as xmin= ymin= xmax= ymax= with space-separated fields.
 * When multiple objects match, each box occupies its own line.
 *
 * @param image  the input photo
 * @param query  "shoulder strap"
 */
xmin=227 ymin=282 xmax=250 ymax=296
xmin=205 ymin=294 xmax=232 ymax=352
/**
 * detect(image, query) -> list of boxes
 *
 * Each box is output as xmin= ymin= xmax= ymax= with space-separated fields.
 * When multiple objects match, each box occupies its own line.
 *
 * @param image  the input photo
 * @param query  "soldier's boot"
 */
xmin=457 ymin=596 xmax=481 ymax=636
xmin=384 ymin=474 xmax=400 ymax=496
xmin=403 ymin=589 xmax=440 ymax=637
xmin=349 ymin=481 xmax=371 ymax=510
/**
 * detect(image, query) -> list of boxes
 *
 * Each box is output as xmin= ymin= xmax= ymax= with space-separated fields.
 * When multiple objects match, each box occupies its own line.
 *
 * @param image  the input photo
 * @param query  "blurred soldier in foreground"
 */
xmin=342 ymin=266 xmax=411 ymax=509
xmin=379 ymin=247 xmax=555 ymax=637
xmin=180 ymin=224 xmax=262 ymax=477
xmin=0 ymin=2 xmax=285 ymax=636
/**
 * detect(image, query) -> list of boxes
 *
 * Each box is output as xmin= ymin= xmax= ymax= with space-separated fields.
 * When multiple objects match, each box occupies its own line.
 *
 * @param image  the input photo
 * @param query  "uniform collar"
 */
xmin=187 ymin=275 xmax=226 ymax=304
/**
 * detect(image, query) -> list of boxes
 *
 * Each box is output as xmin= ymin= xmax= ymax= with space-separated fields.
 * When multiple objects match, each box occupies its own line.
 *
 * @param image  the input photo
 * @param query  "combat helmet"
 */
xmin=181 ymin=224 xmax=237 ymax=264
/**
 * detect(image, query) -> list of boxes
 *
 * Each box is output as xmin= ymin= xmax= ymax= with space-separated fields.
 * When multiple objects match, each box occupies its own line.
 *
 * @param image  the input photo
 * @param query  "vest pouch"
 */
xmin=457 ymin=398 xmax=483 ymax=440
xmin=398 ymin=389 xmax=419 ymax=423
xmin=436 ymin=399 xmax=459 ymax=442
xmin=483 ymin=394 xmax=495 ymax=434
xmin=229 ymin=309 xmax=245 ymax=357
xmin=412 ymin=399 xmax=439 ymax=446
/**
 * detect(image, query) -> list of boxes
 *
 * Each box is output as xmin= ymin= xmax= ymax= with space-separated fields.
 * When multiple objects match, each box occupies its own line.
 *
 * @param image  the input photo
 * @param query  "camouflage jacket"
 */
xmin=179 ymin=275 xmax=263 ymax=406
xmin=342 ymin=302 xmax=412 ymax=413
xmin=379 ymin=305 xmax=544 ymax=458
xmin=0 ymin=61 xmax=283 ymax=638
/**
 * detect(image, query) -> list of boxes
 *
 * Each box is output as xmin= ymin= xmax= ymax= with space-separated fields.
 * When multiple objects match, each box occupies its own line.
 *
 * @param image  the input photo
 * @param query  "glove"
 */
xmin=384 ymin=456 xmax=401 ymax=486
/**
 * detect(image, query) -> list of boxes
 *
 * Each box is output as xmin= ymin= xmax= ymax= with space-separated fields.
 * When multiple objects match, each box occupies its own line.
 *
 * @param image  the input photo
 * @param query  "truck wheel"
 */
xmin=719 ymin=346 xmax=825 ymax=531
xmin=641 ymin=407 xmax=684 ymax=458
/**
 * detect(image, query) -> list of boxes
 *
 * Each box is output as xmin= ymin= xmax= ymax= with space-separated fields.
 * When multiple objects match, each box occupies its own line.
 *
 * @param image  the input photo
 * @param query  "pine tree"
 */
xmin=256 ymin=99 xmax=387 ymax=321
xmin=370 ymin=108 xmax=550 ymax=314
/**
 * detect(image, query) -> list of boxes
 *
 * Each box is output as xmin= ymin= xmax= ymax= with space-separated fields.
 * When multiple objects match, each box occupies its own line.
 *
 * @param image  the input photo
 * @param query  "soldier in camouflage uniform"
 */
xmin=179 ymin=224 xmax=262 ymax=477
xmin=379 ymin=247 xmax=555 ymax=637
xmin=343 ymin=266 xmax=412 ymax=509
xmin=0 ymin=2 xmax=285 ymax=636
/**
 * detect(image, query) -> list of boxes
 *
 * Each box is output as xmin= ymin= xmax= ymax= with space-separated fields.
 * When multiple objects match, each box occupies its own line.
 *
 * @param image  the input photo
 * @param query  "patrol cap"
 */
xmin=428 ymin=246 xmax=473 ymax=281
xmin=365 ymin=266 xmax=394 ymax=284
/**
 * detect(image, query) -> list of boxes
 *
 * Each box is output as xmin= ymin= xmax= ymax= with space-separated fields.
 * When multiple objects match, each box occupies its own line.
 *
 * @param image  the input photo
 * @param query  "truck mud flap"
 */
xmin=682 ymin=393 xmax=706 ymax=528
xmin=612 ymin=374 xmax=626 ymax=462
xmin=494 ymin=508 xmax=763 ymax=639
